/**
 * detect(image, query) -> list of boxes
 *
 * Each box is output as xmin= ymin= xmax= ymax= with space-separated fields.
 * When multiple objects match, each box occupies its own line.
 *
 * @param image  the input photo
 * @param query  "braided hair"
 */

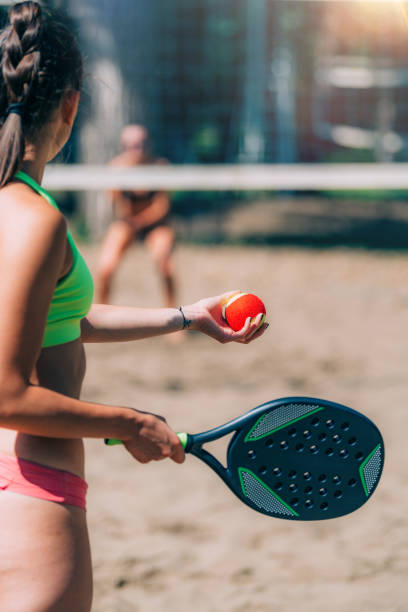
xmin=0 ymin=1 xmax=83 ymax=186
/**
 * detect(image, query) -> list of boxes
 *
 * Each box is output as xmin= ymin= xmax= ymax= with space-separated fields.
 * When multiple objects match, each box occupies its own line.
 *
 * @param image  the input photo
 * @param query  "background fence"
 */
xmin=65 ymin=0 xmax=408 ymax=165
xmin=1 ymin=0 xmax=408 ymax=241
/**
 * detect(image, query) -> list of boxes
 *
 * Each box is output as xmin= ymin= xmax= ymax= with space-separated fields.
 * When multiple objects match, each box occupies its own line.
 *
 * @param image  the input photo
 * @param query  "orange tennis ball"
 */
xmin=221 ymin=292 xmax=266 ymax=332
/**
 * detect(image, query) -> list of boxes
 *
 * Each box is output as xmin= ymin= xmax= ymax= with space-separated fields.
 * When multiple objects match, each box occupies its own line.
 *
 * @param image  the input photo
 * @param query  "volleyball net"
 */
xmin=47 ymin=162 xmax=408 ymax=248
xmin=44 ymin=163 xmax=408 ymax=192
xmin=2 ymin=0 xmax=408 ymax=244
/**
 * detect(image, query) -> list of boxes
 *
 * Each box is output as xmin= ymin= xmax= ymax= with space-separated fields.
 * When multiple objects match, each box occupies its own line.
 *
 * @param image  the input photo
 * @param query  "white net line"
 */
xmin=43 ymin=163 xmax=408 ymax=192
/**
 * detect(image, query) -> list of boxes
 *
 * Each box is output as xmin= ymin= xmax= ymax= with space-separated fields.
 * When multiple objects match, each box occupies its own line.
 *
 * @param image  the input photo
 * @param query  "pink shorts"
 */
xmin=0 ymin=452 xmax=88 ymax=510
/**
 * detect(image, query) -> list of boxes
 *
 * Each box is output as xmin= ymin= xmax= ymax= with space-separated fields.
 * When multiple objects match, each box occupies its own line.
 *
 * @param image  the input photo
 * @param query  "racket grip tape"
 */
xmin=104 ymin=432 xmax=190 ymax=450
xmin=104 ymin=438 xmax=122 ymax=446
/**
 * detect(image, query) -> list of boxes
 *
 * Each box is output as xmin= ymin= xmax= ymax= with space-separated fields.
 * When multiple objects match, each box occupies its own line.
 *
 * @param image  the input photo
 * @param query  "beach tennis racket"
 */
xmin=105 ymin=396 xmax=384 ymax=521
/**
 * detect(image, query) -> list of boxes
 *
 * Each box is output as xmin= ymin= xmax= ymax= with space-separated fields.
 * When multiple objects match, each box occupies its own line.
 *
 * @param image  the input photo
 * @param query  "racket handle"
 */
xmin=104 ymin=432 xmax=190 ymax=450
xmin=104 ymin=438 xmax=122 ymax=446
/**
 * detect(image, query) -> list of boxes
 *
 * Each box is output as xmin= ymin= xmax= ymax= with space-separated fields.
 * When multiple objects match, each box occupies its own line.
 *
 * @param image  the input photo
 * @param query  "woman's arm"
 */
xmin=80 ymin=304 xmax=183 ymax=342
xmin=80 ymin=294 xmax=268 ymax=344
xmin=0 ymin=194 xmax=183 ymax=463
xmin=131 ymin=192 xmax=170 ymax=230
xmin=0 ymin=381 xmax=183 ymax=463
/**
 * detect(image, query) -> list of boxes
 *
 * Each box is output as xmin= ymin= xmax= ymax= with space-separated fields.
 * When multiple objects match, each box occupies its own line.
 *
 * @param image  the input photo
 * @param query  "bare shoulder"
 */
xmin=0 ymin=183 xmax=67 ymax=257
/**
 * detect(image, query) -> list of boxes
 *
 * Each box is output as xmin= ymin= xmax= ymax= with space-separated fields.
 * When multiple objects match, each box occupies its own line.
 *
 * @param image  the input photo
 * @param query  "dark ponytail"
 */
xmin=0 ymin=1 xmax=83 ymax=186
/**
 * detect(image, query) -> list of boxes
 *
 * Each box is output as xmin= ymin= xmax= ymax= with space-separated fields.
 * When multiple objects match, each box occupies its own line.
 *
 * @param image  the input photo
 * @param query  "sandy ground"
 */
xmin=80 ymin=242 xmax=408 ymax=612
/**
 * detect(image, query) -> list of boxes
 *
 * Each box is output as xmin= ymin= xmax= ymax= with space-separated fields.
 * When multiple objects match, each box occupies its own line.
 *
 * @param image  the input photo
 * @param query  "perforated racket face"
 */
xmin=226 ymin=399 xmax=384 ymax=520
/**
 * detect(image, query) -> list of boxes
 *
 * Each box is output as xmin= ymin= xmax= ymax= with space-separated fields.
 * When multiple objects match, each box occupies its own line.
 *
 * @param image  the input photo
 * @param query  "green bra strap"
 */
xmin=15 ymin=170 xmax=60 ymax=211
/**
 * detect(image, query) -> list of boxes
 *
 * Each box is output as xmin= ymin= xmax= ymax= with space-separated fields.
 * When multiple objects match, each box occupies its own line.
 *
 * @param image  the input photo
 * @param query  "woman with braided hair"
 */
xmin=0 ymin=2 xmax=267 ymax=610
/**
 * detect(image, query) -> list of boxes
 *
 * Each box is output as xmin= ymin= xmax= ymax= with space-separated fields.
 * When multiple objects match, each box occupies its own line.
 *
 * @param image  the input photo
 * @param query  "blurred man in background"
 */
xmin=96 ymin=124 xmax=177 ymax=308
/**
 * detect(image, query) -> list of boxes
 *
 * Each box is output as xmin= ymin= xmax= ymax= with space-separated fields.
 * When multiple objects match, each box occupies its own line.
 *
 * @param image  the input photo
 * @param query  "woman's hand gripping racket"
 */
xmin=106 ymin=396 xmax=384 ymax=521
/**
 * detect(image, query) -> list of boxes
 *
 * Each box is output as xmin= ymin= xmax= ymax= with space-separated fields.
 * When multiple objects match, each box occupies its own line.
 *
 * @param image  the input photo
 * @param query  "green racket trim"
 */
xmin=244 ymin=406 xmax=325 ymax=442
xmin=177 ymin=432 xmax=188 ymax=449
xmin=238 ymin=467 xmax=299 ymax=517
xmin=105 ymin=438 xmax=122 ymax=446
xmin=359 ymin=443 xmax=382 ymax=497
xmin=105 ymin=432 xmax=188 ymax=449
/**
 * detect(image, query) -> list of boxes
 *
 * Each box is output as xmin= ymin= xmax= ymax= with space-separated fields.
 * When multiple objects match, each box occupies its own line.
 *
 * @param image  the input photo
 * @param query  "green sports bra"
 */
xmin=16 ymin=171 xmax=94 ymax=348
